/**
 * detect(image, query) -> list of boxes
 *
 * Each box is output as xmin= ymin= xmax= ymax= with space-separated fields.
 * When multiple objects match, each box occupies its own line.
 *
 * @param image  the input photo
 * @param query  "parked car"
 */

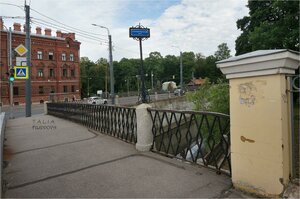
xmin=174 ymin=88 xmax=185 ymax=96
xmin=87 ymin=96 xmax=107 ymax=105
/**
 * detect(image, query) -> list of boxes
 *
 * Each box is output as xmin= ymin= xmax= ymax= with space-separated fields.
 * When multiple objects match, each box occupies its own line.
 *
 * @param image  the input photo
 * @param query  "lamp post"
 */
xmin=92 ymin=24 xmax=115 ymax=104
xmin=87 ymin=77 xmax=92 ymax=97
xmin=151 ymin=71 xmax=154 ymax=90
xmin=172 ymin=45 xmax=183 ymax=96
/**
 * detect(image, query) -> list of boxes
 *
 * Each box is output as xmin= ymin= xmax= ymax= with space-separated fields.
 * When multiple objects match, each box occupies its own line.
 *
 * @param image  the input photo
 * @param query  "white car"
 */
xmin=87 ymin=97 xmax=108 ymax=105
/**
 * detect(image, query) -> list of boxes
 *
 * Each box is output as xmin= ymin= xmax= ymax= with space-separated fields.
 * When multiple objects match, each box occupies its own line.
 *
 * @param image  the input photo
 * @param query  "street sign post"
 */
xmin=14 ymin=66 xmax=29 ymax=79
xmin=129 ymin=24 xmax=150 ymax=103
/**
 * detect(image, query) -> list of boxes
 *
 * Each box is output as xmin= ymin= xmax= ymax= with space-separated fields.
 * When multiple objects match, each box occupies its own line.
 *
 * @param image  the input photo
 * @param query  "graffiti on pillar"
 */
xmin=238 ymin=82 xmax=257 ymax=106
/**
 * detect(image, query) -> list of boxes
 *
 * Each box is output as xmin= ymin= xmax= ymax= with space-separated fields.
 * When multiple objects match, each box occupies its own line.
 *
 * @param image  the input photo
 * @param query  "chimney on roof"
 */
xmin=45 ymin=28 xmax=52 ymax=36
xmin=23 ymin=24 xmax=31 ymax=33
xmin=36 ymin=27 xmax=42 ymax=34
xmin=56 ymin=30 xmax=62 ymax=37
xmin=0 ymin=17 xmax=3 ymax=31
xmin=13 ymin=23 xmax=21 ymax=31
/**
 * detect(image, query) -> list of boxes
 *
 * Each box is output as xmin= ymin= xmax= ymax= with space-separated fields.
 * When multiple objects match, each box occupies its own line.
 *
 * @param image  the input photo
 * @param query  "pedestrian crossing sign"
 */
xmin=14 ymin=66 xmax=28 ymax=79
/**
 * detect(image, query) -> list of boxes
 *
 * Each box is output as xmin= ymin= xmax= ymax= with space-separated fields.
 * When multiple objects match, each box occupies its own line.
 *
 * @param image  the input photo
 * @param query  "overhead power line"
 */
xmin=31 ymin=20 xmax=108 ymax=44
xmin=31 ymin=18 xmax=108 ymax=42
xmin=30 ymin=7 xmax=108 ymax=38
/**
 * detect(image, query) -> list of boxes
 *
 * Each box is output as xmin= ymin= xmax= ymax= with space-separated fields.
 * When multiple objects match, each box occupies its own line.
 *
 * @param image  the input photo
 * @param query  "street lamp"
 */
xmin=151 ymin=71 xmax=154 ymax=90
xmin=92 ymin=24 xmax=115 ymax=104
xmin=87 ymin=77 xmax=92 ymax=97
xmin=172 ymin=45 xmax=183 ymax=96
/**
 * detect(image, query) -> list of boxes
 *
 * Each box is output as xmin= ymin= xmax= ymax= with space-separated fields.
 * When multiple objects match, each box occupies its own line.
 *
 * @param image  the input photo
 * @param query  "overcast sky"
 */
xmin=1 ymin=0 xmax=249 ymax=61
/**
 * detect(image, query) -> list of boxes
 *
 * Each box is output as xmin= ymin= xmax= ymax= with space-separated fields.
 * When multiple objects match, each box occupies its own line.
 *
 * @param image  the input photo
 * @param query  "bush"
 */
xmin=187 ymin=79 xmax=229 ymax=114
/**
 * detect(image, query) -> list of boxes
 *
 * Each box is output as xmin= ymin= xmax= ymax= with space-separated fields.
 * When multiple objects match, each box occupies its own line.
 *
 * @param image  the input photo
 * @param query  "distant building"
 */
xmin=187 ymin=78 xmax=206 ymax=91
xmin=0 ymin=18 xmax=81 ymax=105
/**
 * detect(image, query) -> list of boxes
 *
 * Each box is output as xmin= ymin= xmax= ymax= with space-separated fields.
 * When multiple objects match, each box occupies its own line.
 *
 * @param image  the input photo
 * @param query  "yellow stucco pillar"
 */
xmin=217 ymin=50 xmax=299 ymax=197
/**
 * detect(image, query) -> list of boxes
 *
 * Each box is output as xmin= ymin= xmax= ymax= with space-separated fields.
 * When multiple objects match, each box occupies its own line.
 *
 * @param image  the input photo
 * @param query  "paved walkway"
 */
xmin=3 ymin=114 xmax=253 ymax=198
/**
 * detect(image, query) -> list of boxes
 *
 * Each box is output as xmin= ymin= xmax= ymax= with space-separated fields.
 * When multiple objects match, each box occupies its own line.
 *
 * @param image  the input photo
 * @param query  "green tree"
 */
xmin=187 ymin=79 xmax=229 ymax=114
xmin=235 ymin=0 xmax=299 ymax=55
xmin=214 ymin=43 xmax=231 ymax=61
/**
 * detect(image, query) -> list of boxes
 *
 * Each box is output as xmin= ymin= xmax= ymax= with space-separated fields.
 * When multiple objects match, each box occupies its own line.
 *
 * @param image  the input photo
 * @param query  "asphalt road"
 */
xmin=1 ymin=93 xmax=175 ymax=118
xmin=1 ymin=104 xmax=45 ymax=119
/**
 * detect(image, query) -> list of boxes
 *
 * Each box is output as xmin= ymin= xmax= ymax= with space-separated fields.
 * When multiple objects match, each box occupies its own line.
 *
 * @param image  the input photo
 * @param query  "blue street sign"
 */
xmin=129 ymin=28 xmax=150 ymax=38
xmin=14 ymin=66 xmax=28 ymax=79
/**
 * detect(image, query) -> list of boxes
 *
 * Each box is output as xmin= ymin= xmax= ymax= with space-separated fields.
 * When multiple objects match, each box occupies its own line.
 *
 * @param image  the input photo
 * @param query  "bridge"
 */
xmin=2 ymin=111 xmax=248 ymax=198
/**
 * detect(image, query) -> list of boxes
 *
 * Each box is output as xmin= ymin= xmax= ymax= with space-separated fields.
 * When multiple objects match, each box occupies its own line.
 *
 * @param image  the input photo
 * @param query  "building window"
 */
xmin=49 ymin=69 xmax=54 ymax=77
xmin=71 ymin=85 xmax=75 ymax=92
xmin=37 ymin=69 xmax=44 ymax=77
xmin=63 ymin=86 xmax=68 ymax=93
xmin=13 ymin=87 xmax=19 ymax=96
xmin=48 ymin=52 xmax=54 ymax=60
xmin=39 ymin=86 xmax=44 ymax=94
xmin=37 ymin=51 xmax=43 ymax=60
xmin=62 ymin=53 xmax=66 ymax=61
xmin=50 ymin=86 xmax=55 ymax=93
xmin=63 ymin=69 xmax=67 ymax=77
xmin=70 ymin=53 xmax=74 ymax=61
xmin=71 ymin=69 xmax=75 ymax=77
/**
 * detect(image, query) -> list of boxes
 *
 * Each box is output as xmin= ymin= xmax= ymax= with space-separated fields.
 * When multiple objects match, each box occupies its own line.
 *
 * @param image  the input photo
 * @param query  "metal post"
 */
xmin=108 ymin=35 xmax=115 ymax=104
xmin=139 ymin=38 xmax=146 ymax=103
xmin=25 ymin=5 xmax=31 ymax=117
xmin=151 ymin=71 xmax=154 ymax=90
xmin=8 ymin=27 xmax=13 ymax=119
xmin=87 ymin=78 xmax=90 ymax=97
xmin=126 ymin=79 xmax=129 ymax=96
xmin=180 ymin=51 xmax=183 ymax=96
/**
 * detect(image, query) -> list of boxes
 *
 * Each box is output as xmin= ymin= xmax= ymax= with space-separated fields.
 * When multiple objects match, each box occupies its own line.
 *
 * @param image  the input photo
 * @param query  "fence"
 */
xmin=148 ymin=108 xmax=231 ymax=175
xmin=47 ymin=103 xmax=137 ymax=144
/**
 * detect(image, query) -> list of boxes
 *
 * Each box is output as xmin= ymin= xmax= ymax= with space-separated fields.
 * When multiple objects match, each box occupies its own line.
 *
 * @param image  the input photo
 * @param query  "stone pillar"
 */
xmin=217 ymin=50 xmax=299 ymax=197
xmin=136 ymin=103 xmax=153 ymax=151
xmin=44 ymin=101 xmax=48 ymax=115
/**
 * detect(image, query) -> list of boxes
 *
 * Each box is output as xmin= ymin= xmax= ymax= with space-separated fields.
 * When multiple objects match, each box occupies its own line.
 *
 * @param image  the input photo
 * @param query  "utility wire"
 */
xmin=31 ymin=17 xmax=108 ymax=42
xmin=30 ymin=7 xmax=108 ymax=38
xmin=31 ymin=20 xmax=108 ymax=44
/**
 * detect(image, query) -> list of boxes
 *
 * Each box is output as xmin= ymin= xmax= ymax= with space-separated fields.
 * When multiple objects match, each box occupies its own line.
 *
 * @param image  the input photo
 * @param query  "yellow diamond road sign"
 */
xmin=15 ymin=44 xmax=28 ymax=56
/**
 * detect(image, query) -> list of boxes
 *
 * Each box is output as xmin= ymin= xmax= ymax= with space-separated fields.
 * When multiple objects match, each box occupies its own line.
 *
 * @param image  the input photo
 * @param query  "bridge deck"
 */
xmin=3 ymin=114 xmax=251 ymax=198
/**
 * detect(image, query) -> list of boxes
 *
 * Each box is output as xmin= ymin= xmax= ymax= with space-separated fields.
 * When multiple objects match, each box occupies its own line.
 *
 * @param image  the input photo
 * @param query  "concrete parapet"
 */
xmin=135 ymin=103 xmax=153 ymax=151
xmin=0 ymin=112 xmax=7 ymax=198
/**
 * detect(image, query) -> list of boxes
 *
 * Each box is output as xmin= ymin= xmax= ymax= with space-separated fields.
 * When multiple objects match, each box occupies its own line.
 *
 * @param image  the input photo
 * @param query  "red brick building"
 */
xmin=0 ymin=18 xmax=81 ymax=105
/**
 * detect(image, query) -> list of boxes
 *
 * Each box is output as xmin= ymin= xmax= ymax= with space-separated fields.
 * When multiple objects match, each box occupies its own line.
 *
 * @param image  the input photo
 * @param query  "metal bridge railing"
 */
xmin=148 ymin=108 xmax=231 ymax=175
xmin=47 ymin=103 xmax=137 ymax=144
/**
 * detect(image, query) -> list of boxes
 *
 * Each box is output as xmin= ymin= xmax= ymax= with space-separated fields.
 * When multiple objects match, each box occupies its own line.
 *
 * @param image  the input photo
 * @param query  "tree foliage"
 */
xmin=187 ymin=79 xmax=229 ymax=114
xmin=80 ymin=42 xmax=231 ymax=96
xmin=235 ymin=0 xmax=300 ymax=55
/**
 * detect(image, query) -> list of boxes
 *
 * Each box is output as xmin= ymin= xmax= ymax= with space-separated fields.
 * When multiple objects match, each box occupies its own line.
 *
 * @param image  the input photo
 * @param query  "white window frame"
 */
xmin=37 ymin=51 xmax=43 ymax=60
xmin=37 ymin=69 xmax=44 ymax=77
xmin=48 ymin=52 xmax=54 ymax=60
xmin=62 ymin=53 xmax=66 ymax=61
xmin=70 ymin=53 xmax=74 ymax=61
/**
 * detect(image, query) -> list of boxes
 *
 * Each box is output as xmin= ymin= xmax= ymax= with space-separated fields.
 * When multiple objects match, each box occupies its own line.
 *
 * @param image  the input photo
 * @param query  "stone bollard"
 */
xmin=44 ymin=101 xmax=48 ymax=115
xmin=135 ymin=103 xmax=153 ymax=151
xmin=115 ymin=95 xmax=119 ymax=105
xmin=155 ymin=92 xmax=158 ymax=100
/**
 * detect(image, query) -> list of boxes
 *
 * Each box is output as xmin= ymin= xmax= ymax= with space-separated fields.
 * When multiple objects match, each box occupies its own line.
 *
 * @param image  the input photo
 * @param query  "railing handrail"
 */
xmin=147 ymin=107 xmax=229 ymax=118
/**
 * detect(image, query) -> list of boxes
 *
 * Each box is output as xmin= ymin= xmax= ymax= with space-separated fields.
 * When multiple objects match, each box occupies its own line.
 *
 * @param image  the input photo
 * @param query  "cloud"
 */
xmin=0 ymin=0 xmax=249 ymax=61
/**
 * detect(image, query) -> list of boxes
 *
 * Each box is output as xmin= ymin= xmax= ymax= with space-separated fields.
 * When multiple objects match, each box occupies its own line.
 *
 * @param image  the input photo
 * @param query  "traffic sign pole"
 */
xmin=9 ymin=27 xmax=14 ymax=119
xmin=25 ymin=5 xmax=31 ymax=117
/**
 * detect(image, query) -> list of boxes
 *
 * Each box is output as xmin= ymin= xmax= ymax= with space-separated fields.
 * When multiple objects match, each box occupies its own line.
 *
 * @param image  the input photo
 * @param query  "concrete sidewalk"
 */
xmin=3 ymin=114 xmax=253 ymax=198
